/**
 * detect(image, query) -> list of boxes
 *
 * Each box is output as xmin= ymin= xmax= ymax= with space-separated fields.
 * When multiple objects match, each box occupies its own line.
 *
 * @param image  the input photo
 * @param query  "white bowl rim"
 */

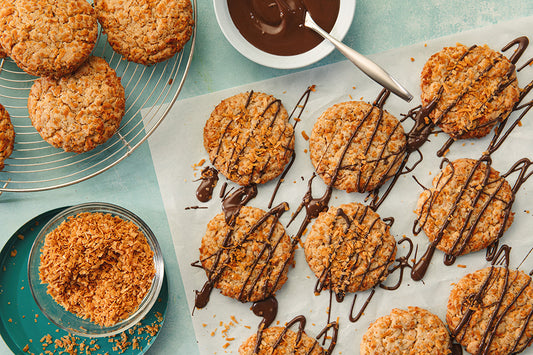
xmin=213 ymin=0 xmax=356 ymax=69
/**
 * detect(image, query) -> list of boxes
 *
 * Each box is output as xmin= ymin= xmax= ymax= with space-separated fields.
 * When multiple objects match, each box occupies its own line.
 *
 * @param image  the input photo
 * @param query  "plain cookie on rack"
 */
xmin=204 ymin=91 xmax=294 ymax=186
xmin=360 ymin=306 xmax=452 ymax=355
xmin=28 ymin=56 xmax=125 ymax=153
xmin=199 ymin=206 xmax=293 ymax=303
xmin=415 ymin=158 xmax=514 ymax=256
xmin=94 ymin=0 xmax=194 ymax=65
xmin=0 ymin=104 xmax=15 ymax=171
xmin=0 ymin=0 xmax=98 ymax=78
xmin=420 ymin=43 xmax=520 ymax=139
xmin=239 ymin=326 xmax=325 ymax=355
xmin=304 ymin=202 xmax=397 ymax=296
xmin=309 ymin=101 xmax=406 ymax=193
xmin=447 ymin=266 xmax=533 ymax=355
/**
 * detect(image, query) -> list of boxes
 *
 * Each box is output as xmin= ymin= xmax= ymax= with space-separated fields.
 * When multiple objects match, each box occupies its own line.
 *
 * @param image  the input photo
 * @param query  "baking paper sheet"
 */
xmin=147 ymin=16 xmax=533 ymax=354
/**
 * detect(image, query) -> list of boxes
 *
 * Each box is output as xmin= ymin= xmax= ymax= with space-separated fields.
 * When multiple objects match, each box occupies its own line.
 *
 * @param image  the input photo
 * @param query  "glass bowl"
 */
xmin=213 ymin=0 xmax=356 ymax=69
xmin=27 ymin=202 xmax=164 ymax=337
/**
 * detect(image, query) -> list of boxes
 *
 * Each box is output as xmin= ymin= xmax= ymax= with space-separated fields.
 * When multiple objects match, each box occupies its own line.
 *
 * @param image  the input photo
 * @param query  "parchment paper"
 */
xmin=147 ymin=16 xmax=533 ymax=354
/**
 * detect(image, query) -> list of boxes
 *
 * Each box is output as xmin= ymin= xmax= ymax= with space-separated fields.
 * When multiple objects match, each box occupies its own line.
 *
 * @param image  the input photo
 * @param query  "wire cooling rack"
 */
xmin=0 ymin=0 xmax=196 ymax=193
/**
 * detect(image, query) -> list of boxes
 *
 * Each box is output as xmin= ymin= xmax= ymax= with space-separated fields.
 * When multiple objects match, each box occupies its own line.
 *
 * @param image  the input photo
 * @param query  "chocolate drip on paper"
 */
xmin=222 ymin=185 xmax=258 ymax=225
xmin=252 ymin=296 xmax=278 ymax=330
xmin=196 ymin=166 xmax=219 ymax=202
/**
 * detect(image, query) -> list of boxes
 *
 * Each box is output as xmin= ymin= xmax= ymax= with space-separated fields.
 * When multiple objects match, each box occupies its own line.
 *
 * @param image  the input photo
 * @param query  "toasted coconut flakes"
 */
xmin=39 ymin=212 xmax=155 ymax=327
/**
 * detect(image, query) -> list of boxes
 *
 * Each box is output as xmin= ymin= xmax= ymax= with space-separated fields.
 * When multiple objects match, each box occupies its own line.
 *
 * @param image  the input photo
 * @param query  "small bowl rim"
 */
xmin=27 ymin=202 xmax=165 ymax=338
xmin=213 ymin=0 xmax=356 ymax=69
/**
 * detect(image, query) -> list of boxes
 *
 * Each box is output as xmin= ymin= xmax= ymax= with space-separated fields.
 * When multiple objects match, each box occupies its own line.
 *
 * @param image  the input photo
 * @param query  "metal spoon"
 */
xmin=304 ymin=12 xmax=413 ymax=102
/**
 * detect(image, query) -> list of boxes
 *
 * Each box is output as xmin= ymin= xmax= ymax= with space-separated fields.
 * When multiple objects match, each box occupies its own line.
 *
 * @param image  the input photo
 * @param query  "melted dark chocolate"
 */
xmin=252 ymin=296 xmax=278 ymax=329
xmin=196 ymin=166 xmax=219 ymax=202
xmin=227 ymin=0 xmax=340 ymax=56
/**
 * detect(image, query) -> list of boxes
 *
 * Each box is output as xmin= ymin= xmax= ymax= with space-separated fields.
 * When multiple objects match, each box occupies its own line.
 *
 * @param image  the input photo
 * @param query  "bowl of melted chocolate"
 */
xmin=214 ymin=0 xmax=356 ymax=69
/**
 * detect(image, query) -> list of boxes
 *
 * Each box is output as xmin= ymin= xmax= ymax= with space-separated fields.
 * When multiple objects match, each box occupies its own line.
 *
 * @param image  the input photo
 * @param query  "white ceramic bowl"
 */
xmin=28 ymin=202 xmax=164 ymax=337
xmin=213 ymin=0 xmax=356 ymax=69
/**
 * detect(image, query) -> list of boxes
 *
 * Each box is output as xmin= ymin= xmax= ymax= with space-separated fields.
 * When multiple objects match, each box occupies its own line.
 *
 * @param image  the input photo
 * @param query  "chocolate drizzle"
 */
xmin=268 ymin=86 xmax=314 ymax=209
xmin=196 ymin=166 xmax=219 ymax=202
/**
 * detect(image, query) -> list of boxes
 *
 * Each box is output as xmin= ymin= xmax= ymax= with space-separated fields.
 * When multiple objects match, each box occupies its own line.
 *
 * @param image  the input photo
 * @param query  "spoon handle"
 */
xmin=305 ymin=14 xmax=413 ymax=102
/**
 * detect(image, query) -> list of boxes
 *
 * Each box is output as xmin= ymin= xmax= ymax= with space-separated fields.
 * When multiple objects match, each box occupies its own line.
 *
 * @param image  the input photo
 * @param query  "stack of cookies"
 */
xmin=0 ymin=0 xmax=194 ymax=169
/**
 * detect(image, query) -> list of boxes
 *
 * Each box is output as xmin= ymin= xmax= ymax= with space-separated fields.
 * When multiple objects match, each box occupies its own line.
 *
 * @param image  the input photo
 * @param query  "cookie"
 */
xmin=28 ymin=56 xmax=125 ymax=153
xmin=239 ymin=325 xmax=325 ymax=355
xmin=94 ymin=0 xmax=194 ymax=65
xmin=421 ymin=43 xmax=520 ymax=139
xmin=304 ymin=202 xmax=397 ymax=297
xmin=415 ymin=158 xmax=514 ymax=256
xmin=447 ymin=266 xmax=533 ymax=355
xmin=204 ymin=91 xmax=294 ymax=186
xmin=0 ymin=0 xmax=98 ymax=78
xmin=360 ymin=306 xmax=452 ymax=355
xmin=309 ymin=101 xmax=406 ymax=193
xmin=199 ymin=206 xmax=294 ymax=303
xmin=0 ymin=104 xmax=15 ymax=171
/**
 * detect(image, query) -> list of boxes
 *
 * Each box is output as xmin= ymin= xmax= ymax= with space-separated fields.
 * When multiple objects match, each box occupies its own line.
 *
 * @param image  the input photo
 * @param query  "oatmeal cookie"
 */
xmin=415 ymin=158 xmax=514 ymax=256
xmin=0 ymin=0 xmax=98 ymax=78
xmin=447 ymin=267 xmax=533 ymax=355
xmin=0 ymin=104 xmax=15 ymax=171
xmin=94 ymin=0 xmax=194 ymax=65
xmin=421 ymin=43 xmax=520 ymax=139
xmin=239 ymin=325 xmax=325 ymax=355
xmin=199 ymin=206 xmax=293 ymax=303
xmin=28 ymin=56 xmax=125 ymax=153
xmin=360 ymin=307 xmax=452 ymax=355
xmin=204 ymin=91 xmax=294 ymax=186
xmin=309 ymin=101 xmax=406 ymax=193
xmin=304 ymin=202 xmax=397 ymax=296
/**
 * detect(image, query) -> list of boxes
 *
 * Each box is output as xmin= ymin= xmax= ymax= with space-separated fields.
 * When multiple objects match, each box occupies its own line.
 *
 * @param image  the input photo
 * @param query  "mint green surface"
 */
xmin=1 ymin=1 xmax=533 ymax=354
xmin=0 ymin=208 xmax=168 ymax=354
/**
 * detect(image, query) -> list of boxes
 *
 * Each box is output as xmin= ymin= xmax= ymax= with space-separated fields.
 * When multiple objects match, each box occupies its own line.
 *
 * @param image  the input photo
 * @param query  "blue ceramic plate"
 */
xmin=0 ymin=207 xmax=168 ymax=354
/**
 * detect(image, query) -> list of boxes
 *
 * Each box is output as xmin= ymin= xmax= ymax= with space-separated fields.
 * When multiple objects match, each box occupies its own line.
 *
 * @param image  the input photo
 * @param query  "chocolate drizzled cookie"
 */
xmin=309 ymin=100 xmax=406 ymax=193
xmin=196 ymin=205 xmax=293 ymax=306
xmin=204 ymin=91 xmax=295 ymax=186
xmin=447 ymin=266 xmax=533 ymax=355
xmin=420 ymin=43 xmax=520 ymax=139
xmin=361 ymin=307 xmax=452 ymax=355
xmin=0 ymin=104 xmax=14 ymax=171
xmin=304 ymin=202 xmax=397 ymax=299
xmin=239 ymin=316 xmax=337 ymax=355
xmin=415 ymin=158 xmax=514 ymax=258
